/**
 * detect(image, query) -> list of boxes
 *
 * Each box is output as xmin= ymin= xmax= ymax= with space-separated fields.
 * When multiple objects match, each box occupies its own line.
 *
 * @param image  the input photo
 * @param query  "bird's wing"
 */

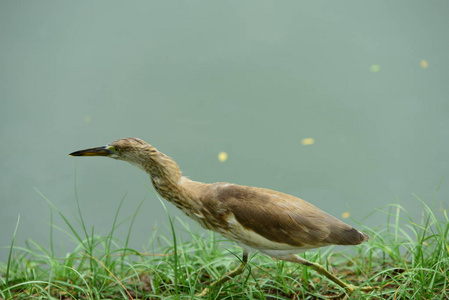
xmin=200 ymin=183 xmax=366 ymax=249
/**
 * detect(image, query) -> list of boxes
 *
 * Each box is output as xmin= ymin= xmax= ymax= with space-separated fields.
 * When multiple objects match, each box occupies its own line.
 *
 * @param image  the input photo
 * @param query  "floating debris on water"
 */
xmin=369 ymin=64 xmax=381 ymax=72
xmin=218 ymin=152 xmax=228 ymax=162
xmin=301 ymin=138 xmax=315 ymax=145
xmin=420 ymin=60 xmax=428 ymax=68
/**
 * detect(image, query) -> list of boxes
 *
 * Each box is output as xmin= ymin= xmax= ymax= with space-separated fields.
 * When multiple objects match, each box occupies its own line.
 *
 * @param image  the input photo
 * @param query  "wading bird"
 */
xmin=70 ymin=137 xmax=373 ymax=298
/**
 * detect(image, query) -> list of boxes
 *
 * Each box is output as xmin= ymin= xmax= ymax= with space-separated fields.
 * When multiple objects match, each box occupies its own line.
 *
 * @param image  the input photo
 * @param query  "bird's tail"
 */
xmin=360 ymin=231 xmax=370 ymax=242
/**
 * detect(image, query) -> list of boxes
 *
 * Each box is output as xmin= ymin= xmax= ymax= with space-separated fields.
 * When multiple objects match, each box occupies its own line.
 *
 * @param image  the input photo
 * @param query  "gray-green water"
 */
xmin=1 ymin=1 xmax=448 ymax=259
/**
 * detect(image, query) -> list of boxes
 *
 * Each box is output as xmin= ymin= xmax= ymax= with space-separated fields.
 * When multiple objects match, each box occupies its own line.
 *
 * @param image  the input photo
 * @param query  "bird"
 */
xmin=69 ymin=137 xmax=373 ymax=298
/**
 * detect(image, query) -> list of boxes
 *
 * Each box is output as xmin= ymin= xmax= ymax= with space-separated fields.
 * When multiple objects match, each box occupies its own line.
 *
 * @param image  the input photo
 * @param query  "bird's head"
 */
xmin=69 ymin=137 xmax=153 ymax=167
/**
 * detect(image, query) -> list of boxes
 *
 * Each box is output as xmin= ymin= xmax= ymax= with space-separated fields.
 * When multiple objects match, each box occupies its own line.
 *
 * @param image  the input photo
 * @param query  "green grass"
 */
xmin=0 ymin=193 xmax=447 ymax=300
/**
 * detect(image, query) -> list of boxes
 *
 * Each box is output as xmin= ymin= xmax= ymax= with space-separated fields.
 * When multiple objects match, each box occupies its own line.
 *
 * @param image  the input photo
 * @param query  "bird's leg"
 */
xmin=280 ymin=254 xmax=374 ymax=299
xmin=197 ymin=252 xmax=248 ymax=297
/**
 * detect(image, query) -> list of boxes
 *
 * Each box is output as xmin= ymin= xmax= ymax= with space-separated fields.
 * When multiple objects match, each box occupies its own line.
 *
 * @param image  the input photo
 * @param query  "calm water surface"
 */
xmin=1 ymin=1 xmax=448 ymax=260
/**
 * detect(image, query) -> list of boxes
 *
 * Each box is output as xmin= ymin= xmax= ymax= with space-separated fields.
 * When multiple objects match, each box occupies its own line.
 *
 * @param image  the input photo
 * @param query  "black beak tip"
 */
xmin=68 ymin=146 xmax=111 ymax=157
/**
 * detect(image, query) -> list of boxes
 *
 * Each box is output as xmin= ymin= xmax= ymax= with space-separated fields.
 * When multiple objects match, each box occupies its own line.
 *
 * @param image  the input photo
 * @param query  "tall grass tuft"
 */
xmin=0 ymin=191 xmax=447 ymax=299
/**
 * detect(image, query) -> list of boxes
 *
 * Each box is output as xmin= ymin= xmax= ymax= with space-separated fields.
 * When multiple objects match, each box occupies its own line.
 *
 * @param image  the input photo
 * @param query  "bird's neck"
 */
xmin=143 ymin=152 xmax=186 ymax=203
xmin=135 ymin=147 xmax=206 ymax=213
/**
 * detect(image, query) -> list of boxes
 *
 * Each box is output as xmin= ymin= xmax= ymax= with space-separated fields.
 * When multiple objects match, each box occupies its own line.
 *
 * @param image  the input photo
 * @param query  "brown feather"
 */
xmin=195 ymin=183 xmax=367 ymax=249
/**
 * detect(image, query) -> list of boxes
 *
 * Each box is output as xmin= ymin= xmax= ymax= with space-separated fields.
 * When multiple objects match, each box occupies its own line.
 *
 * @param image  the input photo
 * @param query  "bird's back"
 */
xmin=191 ymin=182 xmax=368 ymax=252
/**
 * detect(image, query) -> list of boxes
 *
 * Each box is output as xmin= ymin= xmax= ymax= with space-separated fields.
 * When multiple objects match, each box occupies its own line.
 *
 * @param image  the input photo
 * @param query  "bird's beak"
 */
xmin=69 ymin=146 xmax=112 ymax=157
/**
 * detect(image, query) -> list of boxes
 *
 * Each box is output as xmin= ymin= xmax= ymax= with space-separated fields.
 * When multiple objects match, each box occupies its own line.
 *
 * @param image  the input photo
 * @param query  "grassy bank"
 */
xmin=0 ymin=194 xmax=447 ymax=299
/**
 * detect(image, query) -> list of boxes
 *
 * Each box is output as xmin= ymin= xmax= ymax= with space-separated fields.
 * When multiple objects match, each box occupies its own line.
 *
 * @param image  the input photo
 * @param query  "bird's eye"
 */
xmin=114 ymin=146 xmax=120 ymax=152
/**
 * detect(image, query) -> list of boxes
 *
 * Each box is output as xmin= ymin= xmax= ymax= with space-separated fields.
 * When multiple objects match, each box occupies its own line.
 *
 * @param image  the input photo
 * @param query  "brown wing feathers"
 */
xmin=203 ymin=184 xmax=367 ymax=248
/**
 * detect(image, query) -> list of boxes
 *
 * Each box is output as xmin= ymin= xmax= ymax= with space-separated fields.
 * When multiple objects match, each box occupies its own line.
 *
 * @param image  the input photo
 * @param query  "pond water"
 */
xmin=1 ymin=1 xmax=448 ymax=260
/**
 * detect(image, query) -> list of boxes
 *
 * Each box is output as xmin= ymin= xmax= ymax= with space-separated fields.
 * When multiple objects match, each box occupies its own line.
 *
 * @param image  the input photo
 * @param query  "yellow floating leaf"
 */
xmin=369 ymin=64 xmax=380 ymax=72
xmin=420 ymin=60 xmax=428 ymax=68
xmin=84 ymin=115 xmax=91 ymax=123
xmin=301 ymin=138 xmax=315 ymax=145
xmin=342 ymin=211 xmax=350 ymax=219
xmin=218 ymin=152 xmax=228 ymax=162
